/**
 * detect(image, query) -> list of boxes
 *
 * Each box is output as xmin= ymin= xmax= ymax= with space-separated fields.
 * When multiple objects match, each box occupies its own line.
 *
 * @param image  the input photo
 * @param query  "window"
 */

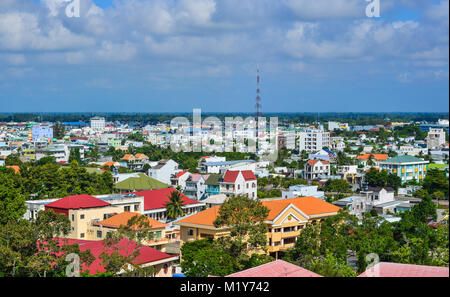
xmin=72 ymin=214 xmax=75 ymax=221
xmin=156 ymin=231 xmax=162 ymax=239
xmin=97 ymin=231 xmax=102 ymax=238
xmin=80 ymin=233 xmax=85 ymax=238
xmin=188 ymin=229 xmax=194 ymax=236
xmin=134 ymin=205 xmax=139 ymax=211
xmin=163 ymin=264 xmax=169 ymax=274
xmin=124 ymin=206 xmax=131 ymax=212
xmin=80 ymin=214 xmax=85 ymax=220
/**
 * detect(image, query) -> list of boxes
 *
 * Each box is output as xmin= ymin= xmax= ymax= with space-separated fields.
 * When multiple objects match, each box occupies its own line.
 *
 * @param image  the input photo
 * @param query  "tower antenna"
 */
xmin=255 ymin=68 xmax=263 ymax=117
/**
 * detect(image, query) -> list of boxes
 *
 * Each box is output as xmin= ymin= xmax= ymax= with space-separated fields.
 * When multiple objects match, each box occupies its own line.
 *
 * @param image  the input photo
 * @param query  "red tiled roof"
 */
xmin=177 ymin=171 xmax=188 ymax=178
xmin=223 ymin=171 xmax=240 ymax=183
xmin=133 ymin=188 xmax=199 ymax=211
xmin=358 ymin=262 xmax=449 ymax=277
xmin=60 ymin=238 xmax=175 ymax=274
xmin=227 ymin=260 xmax=322 ymax=277
xmin=46 ymin=195 xmax=111 ymax=210
xmin=241 ymin=170 xmax=257 ymax=181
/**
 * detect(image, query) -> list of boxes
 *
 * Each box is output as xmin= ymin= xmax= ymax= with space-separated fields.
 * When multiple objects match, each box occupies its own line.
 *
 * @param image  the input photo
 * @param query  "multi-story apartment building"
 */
xmin=298 ymin=130 xmax=330 ymax=153
xmin=379 ymin=155 xmax=429 ymax=184
xmin=174 ymin=197 xmax=341 ymax=259
xmin=90 ymin=117 xmax=105 ymax=132
xmin=427 ymin=128 xmax=446 ymax=150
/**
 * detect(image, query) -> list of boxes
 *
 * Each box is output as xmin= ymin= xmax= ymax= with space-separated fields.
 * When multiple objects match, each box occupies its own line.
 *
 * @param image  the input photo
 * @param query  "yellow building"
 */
xmin=174 ymin=196 xmax=341 ymax=259
xmin=90 ymin=212 xmax=170 ymax=251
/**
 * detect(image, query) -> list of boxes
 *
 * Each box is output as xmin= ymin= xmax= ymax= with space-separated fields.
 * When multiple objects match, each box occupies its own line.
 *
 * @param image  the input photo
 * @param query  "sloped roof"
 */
xmin=61 ymin=238 xmax=176 ymax=274
xmin=133 ymin=188 xmax=199 ymax=211
xmin=114 ymin=174 xmax=169 ymax=191
xmin=357 ymin=154 xmax=388 ymax=161
xmin=382 ymin=155 xmax=428 ymax=164
xmin=176 ymin=197 xmax=341 ymax=227
xmin=241 ymin=170 xmax=257 ymax=181
xmin=205 ymin=174 xmax=222 ymax=186
xmin=307 ymin=160 xmax=329 ymax=166
xmin=46 ymin=195 xmax=111 ymax=210
xmin=93 ymin=212 xmax=168 ymax=229
xmin=358 ymin=262 xmax=449 ymax=277
xmin=223 ymin=171 xmax=240 ymax=183
xmin=226 ymin=260 xmax=322 ymax=277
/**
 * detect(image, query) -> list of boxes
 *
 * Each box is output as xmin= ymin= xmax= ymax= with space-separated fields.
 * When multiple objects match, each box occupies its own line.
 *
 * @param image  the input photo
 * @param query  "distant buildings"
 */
xmin=282 ymin=185 xmax=325 ymax=199
xmin=427 ymin=128 xmax=446 ymax=150
xmin=90 ymin=117 xmax=105 ymax=132
xmin=32 ymin=125 xmax=53 ymax=141
xmin=298 ymin=130 xmax=330 ymax=153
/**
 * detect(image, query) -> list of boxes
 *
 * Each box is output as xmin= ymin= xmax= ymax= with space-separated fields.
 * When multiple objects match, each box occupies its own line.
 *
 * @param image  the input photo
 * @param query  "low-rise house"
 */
xmin=148 ymin=159 xmax=179 ymax=185
xmin=304 ymin=160 xmax=330 ymax=180
xmin=114 ymin=173 xmax=169 ymax=193
xmin=204 ymin=173 xmax=222 ymax=198
xmin=202 ymin=194 xmax=228 ymax=208
xmin=356 ymin=154 xmax=388 ymax=169
xmin=184 ymin=174 xmax=208 ymax=201
xmin=282 ymin=185 xmax=325 ymax=200
xmin=360 ymin=187 xmax=395 ymax=208
xmin=333 ymin=196 xmax=367 ymax=219
xmin=220 ymin=170 xmax=257 ymax=199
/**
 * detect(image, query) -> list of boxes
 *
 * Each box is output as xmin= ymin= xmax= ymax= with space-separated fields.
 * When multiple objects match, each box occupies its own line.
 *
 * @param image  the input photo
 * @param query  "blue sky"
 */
xmin=0 ymin=0 xmax=448 ymax=113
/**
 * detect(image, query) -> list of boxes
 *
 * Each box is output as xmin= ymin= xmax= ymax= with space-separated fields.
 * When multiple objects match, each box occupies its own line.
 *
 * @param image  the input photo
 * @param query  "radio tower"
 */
xmin=255 ymin=68 xmax=263 ymax=117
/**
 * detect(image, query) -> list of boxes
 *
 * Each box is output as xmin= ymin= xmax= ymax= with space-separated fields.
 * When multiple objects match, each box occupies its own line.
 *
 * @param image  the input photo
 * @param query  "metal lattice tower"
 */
xmin=255 ymin=68 xmax=263 ymax=117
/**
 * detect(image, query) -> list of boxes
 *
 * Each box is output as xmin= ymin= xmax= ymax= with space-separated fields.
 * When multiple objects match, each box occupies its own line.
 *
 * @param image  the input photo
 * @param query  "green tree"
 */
xmin=213 ymin=195 xmax=270 ymax=271
xmin=164 ymin=190 xmax=185 ymax=221
xmin=0 ymin=171 xmax=26 ymax=225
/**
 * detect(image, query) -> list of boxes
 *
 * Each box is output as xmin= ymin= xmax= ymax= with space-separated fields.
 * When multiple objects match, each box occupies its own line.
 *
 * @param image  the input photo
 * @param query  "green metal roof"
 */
xmin=114 ymin=173 xmax=169 ymax=191
xmin=205 ymin=174 xmax=222 ymax=186
xmin=382 ymin=155 xmax=428 ymax=164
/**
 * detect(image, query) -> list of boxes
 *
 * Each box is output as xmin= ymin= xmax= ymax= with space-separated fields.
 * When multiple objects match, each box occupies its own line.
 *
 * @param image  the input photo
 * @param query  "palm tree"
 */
xmin=165 ymin=190 xmax=185 ymax=221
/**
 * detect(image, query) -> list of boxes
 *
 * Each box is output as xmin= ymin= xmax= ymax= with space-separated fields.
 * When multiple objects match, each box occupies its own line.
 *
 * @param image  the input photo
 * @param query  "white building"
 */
xmin=328 ymin=122 xmax=349 ymax=131
xmin=282 ymin=185 xmax=325 ymax=199
xmin=90 ymin=117 xmax=106 ymax=132
xmin=299 ymin=130 xmax=331 ymax=153
xmin=427 ymin=128 xmax=446 ymax=150
xmin=304 ymin=160 xmax=330 ymax=180
xmin=220 ymin=170 xmax=258 ymax=199
xmin=148 ymin=159 xmax=179 ymax=185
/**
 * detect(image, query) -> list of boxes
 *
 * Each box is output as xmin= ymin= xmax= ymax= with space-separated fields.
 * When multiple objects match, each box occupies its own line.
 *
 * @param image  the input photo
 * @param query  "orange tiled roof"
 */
xmin=122 ymin=154 xmax=136 ymax=161
xmin=176 ymin=197 xmax=341 ymax=227
xmin=307 ymin=160 xmax=329 ymax=166
xmin=94 ymin=212 xmax=168 ymax=229
xmin=6 ymin=165 xmax=20 ymax=174
xmin=357 ymin=154 xmax=388 ymax=161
